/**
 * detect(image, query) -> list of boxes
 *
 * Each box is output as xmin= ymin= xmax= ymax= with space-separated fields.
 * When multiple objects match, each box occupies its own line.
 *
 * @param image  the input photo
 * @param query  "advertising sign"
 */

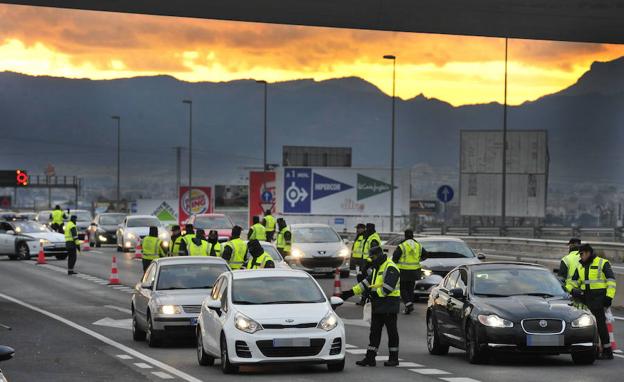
xmin=134 ymin=199 xmax=179 ymax=225
xmin=179 ymin=187 xmax=213 ymax=223
xmin=249 ymin=171 xmax=276 ymax=226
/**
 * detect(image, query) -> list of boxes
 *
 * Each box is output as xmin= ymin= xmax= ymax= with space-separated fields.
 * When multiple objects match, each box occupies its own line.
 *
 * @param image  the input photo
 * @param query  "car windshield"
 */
xmin=232 ymin=276 xmax=326 ymax=304
xmin=156 ymin=263 xmax=229 ymax=290
xmin=13 ymin=221 xmax=50 ymax=233
xmin=293 ymin=227 xmax=341 ymax=243
xmin=37 ymin=212 xmax=51 ymax=222
xmin=193 ymin=215 xmax=232 ymax=229
xmin=100 ymin=214 xmax=125 ymax=225
xmin=70 ymin=211 xmax=92 ymax=221
xmin=420 ymin=240 xmax=475 ymax=258
xmin=127 ymin=217 xmax=160 ymax=227
xmin=472 ymin=268 xmax=567 ymax=298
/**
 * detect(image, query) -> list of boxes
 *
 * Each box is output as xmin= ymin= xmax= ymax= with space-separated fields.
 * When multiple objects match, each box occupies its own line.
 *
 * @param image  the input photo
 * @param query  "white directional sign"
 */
xmin=92 ymin=317 xmax=132 ymax=330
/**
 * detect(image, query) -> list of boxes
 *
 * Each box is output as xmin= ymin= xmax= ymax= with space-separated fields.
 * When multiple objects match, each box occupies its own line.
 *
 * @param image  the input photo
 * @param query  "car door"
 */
xmin=117 ymin=218 xmax=126 ymax=246
xmin=446 ymin=269 xmax=469 ymax=343
xmin=433 ymin=270 xmax=460 ymax=344
xmin=203 ymin=276 xmax=225 ymax=353
xmin=0 ymin=222 xmax=15 ymax=254
xmin=135 ymin=263 xmax=157 ymax=326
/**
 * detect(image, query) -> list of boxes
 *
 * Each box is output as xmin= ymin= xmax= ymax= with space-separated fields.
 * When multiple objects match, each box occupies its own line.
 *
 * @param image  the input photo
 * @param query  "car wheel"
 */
xmin=55 ymin=254 xmax=67 ymax=260
xmin=426 ymin=313 xmax=449 ymax=355
xmin=465 ymin=322 xmax=488 ymax=364
xmin=220 ymin=335 xmax=238 ymax=374
xmin=132 ymin=312 xmax=146 ymax=341
xmin=17 ymin=242 xmax=31 ymax=261
xmin=197 ymin=328 xmax=215 ymax=366
xmin=8 ymin=254 xmax=18 ymax=261
xmin=96 ymin=242 xmax=102 ymax=248
xmin=571 ymin=349 xmax=596 ymax=365
xmin=146 ymin=314 xmax=161 ymax=347
xmin=117 ymin=245 xmax=122 ymax=252
xmin=340 ymin=270 xmax=350 ymax=279
xmin=327 ymin=358 xmax=345 ymax=372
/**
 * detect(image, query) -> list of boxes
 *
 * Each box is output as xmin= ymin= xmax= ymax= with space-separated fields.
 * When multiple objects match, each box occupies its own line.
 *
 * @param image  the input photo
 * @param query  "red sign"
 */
xmin=249 ymin=171 xmax=276 ymax=226
xmin=0 ymin=196 xmax=11 ymax=209
xmin=178 ymin=186 xmax=213 ymax=223
xmin=16 ymin=170 xmax=29 ymax=186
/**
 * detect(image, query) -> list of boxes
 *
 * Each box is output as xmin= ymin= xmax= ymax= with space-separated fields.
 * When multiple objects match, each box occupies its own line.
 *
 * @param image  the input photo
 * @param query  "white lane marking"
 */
xmin=117 ymin=354 xmax=133 ymax=360
xmin=134 ymin=362 xmax=153 ymax=369
xmin=344 ymin=344 xmax=357 ymax=349
xmin=93 ymin=317 xmax=133 ymax=330
xmin=614 ymin=349 xmax=623 ymax=354
xmin=346 ymin=349 xmax=367 ymax=355
xmin=615 ymin=354 xmax=624 ymax=359
xmin=375 ymin=356 xmax=404 ymax=361
xmin=440 ymin=378 xmax=481 ymax=382
xmin=614 ymin=316 xmax=624 ymax=321
xmin=0 ymin=292 xmax=203 ymax=382
xmin=410 ymin=368 xmax=451 ymax=375
xmin=152 ymin=371 xmax=175 ymax=379
xmin=396 ymin=362 xmax=423 ymax=367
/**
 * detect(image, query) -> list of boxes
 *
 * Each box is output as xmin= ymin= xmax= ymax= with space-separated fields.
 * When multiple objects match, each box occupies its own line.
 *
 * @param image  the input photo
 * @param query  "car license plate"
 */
xmin=526 ymin=335 xmax=563 ymax=346
xmin=273 ymin=338 xmax=310 ymax=347
xmin=190 ymin=317 xmax=198 ymax=326
xmin=315 ymin=267 xmax=334 ymax=273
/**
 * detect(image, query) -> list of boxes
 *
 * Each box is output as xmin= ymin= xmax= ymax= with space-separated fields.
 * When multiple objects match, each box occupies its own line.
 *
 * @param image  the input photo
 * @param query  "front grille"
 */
xmin=262 ymin=323 xmax=317 ymax=329
xmin=521 ymin=319 xmax=564 ymax=334
xmin=236 ymin=341 xmax=252 ymax=358
xmin=256 ymin=339 xmax=325 ymax=357
xmin=182 ymin=305 xmax=201 ymax=314
xmin=163 ymin=326 xmax=194 ymax=335
xmin=330 ymin=338 xmax=342 ymax=355
xmin=300 ymin=258 xmax=343 ymax=269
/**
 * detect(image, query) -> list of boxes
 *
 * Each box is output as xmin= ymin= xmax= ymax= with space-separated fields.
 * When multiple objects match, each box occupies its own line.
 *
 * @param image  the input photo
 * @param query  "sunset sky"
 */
xmin=2 ymin=4 xmax=624 ymax=106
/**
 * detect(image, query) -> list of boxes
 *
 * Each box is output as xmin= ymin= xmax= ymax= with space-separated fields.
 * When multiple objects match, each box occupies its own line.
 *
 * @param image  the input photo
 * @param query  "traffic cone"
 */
xmin=82 ymin=232 xmax=91 ymax=252
xmin=134 ymin=244 xmax=142 ymax=259
xmin=108 ymin=256 xmax=121 ymax=285
xmin=36 ymin=242 xmax=46 ymax=265
xmin=333 ymin=268 xmax=342 ymax=297
xmin=607 ymin=320 xmax=618 ymax=351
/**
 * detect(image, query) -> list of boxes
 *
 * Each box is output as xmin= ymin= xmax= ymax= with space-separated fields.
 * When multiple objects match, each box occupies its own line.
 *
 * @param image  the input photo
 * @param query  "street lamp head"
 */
xmin=383 ymin=55 xmax=396 ymax=60
xmin=111 ymin=115 xmax=120 ymax=120
xmin=182 ymin=99 xmax=192 ymax=104
xmin=256 ymin=80 xmax=267 ymax=85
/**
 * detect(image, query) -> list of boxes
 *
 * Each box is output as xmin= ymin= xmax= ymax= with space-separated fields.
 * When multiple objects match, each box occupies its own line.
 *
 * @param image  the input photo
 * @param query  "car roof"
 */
xmin=98 ymin=212 xmax=125 ymax=216
xmin=415 ymin=236 xmax=466 ymax=243
xmin=463 ymin=261 xmax=547 ymax=271
xmin=290 ymin=223 xmax=333 ymax=228
xmin=127 ymin=214 xmax=157 ymax=219
xmin=153 ymin=257 xmax=229 ymax=266
xmin=229 ymin=268 xmax=310 ymax=280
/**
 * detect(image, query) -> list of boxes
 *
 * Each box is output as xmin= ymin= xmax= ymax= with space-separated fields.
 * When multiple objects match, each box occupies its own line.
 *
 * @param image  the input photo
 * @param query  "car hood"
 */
xmin=99 ymin=225 xmax=119 ymax=232
xmin=22 ymin=231 xmax=65 ymax=243
xmin=235 ymin=303 xmax=329 ymax=324
xmin=473 ymin=295 xmax=581 ymax=322
xmin=421 ymin=257 xmax=480 ymax=271
xmin=124 ymin=227 xmax=149 ymax=236
xmin=152 ymin=289 xmax=212 ymax=306
xmin=292 ymin=242 xmax=344 ymax=257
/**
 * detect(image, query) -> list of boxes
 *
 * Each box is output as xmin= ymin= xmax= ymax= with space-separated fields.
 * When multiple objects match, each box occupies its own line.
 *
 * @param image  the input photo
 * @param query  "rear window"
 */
xmin=420 ymin=240 xmax=475 ymax=258
xmin=156 ymin=263 xmax=229 ymax=290
xmin=194 ymin=215 xmax=233 ymax=230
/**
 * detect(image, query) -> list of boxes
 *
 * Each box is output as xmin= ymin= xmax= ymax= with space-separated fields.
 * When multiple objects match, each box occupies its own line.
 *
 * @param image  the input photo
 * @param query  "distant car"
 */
xmin=383 ymin=236 xmax=483 ymax=299
xmin=117 ymin=215 xmax=171 ymax=252
xmin=68 ymin=209 xmax=93 ymax=240
xmin=0 ymin=220 xmax=59 ymax=260
xmin=186 ymin=214 xmax=234 ymax=242
xmin=426 ymin=262 xmax=597 ymax=365
xmin=35 ymin=210 xmax=53 ymax=226
xmin=285 ymin=224 xmax=350 ymax=278
xmin=87 ymin=213 xmax=126 ymax=247
xmin=131 ymin=257 xmax=230 ymax=347
xmin=15 ymin=212 xmax=37 ymax=221
xmin=196 ymin=269 xmax=346 ymax=373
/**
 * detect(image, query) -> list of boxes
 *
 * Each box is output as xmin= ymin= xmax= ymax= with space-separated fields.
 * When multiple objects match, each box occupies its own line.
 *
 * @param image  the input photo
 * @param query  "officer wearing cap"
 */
xmin=351 ymin=223 xmax=367 ymax=272
xmin=392 ymin=229 xmax=423 ymax=314
xmin=558 ymin=238 xmax=581 ymax=283
xmin=178 ymin=224 xmax=196 ymax=256
xmin=64 ymin=215 xmax=80 ymax=275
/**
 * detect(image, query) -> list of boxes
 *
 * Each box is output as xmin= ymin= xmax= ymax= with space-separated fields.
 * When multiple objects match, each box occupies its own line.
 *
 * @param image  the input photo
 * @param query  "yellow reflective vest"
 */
xmin=207 ymin=241 xmax=222 ymax=257
xmin=142 ymin=236 xmax=165 ymax=260
xmin=249 ymin=223 xmax=267 ymax=241
xmin=561 ymin=250 xmax=580 ymax=282
xmin=171 ymin=236 xmax=183 ymax=256
xmin=397 ymin=239 xmax=422 ymax=271
xmin=245 ymin=252 xmax=273 ymax=269
xmin=362 ymin=232 xmax=381 ymax=259
xmin=351 ymin=235 xmax=365 ymax=259
xmin=566 ymin=256 xmax=616 ymax=300
xmin=64 ymin=221 xmax=79 ymax=245
xmin=188 ymin=239 xmax=209 ymax=256
xmin=276 ymin=227 xmax=291 ymax=253
xmin=352 ymin=258 xmax=400 ymax=298
xmin=52 ymin=209 xmax=65 ymax=225
xmin=264 ymin=215 xmax=276 ymax=233
xmin=224 ymin=238 xmax=247 ymax=269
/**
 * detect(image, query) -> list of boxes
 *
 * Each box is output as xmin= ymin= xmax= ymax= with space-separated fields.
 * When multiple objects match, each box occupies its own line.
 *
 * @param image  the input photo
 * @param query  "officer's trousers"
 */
xmin=266 ymin=231 xmax=275 ymax=242
xmin=589 ymin=306 xmax=611 ymax=349
xmin=142 ymin=258 xmax=153 ymax=272
xmin=369 ymin=313 xmax=399 ymax=352
xmin=400 ymin=280 xmax=416 ymax=306
xmin=66 ymin=242 xmax=77 ymax=271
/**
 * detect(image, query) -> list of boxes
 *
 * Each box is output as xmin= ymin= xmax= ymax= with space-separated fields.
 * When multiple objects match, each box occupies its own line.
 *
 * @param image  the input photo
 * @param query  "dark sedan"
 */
xmin=87 ymin=213 xmax=125 ymax=247
xmin=426 ymin=262 xmax=598 ymax=365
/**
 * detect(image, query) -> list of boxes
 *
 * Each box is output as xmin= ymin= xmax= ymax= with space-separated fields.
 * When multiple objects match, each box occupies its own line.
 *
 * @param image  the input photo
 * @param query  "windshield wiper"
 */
xmin=259 ymin=300 xmax=320 ymax=304
xmin=158 ymin=287 xmax=187 ymax=290
xmin=233 ymin=300 xmax=260 ymax=305
xmin=510 ymin=292 xmax=556 ymax=298
xmin=187 ymin=286 xmax=213 ymax=289
xmin=474 ymin=293 xmax=509 ymax=297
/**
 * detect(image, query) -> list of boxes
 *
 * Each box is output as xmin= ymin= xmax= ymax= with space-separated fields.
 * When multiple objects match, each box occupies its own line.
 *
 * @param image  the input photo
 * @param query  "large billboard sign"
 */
xmin=132 ymin=199 xmax=179 ymax=225
xmin=249 ymin=171 xmax=276 ymax=225
xmin=277 ymin=167 xmax=409 ymax=216
xmin=178 ymin=186 xmax=213 ymax=223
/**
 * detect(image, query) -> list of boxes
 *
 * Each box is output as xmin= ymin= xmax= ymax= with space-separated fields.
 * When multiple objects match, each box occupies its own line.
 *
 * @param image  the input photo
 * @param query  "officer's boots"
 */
xmin=355 ymin=349 xmax=377 ymax=366
xmin=384 ymin=351 xmax=399 ymax=367
xmin=601 ymin=347 xmax=614 ymax=360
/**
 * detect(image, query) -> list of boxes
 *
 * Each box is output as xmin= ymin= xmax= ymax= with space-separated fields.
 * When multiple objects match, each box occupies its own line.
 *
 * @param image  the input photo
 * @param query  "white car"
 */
xmin=131 ymin=257 xmax=230 ymax=347
xmin=285 ymin=224 xmax=350 ymax=277
xmin=117 ymin=215 xmax=171 ymax=252
xmin=0 ymin=221 xmax=40 ymax=260
xmin=196 ymin=269 xmax=346 ymax=373
xmin=254 ymin=241 xmax=290 ymax=270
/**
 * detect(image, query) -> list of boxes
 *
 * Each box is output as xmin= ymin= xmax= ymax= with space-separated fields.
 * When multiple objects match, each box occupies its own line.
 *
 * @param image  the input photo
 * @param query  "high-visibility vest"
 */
xmin=362 ymin=232 xmax=381 ymax=258
xmin=142 ymin=236 xmax=164 ymax=260
xmin=171 ymin=236 xmax=183 ymax=256
xmin=264 ymin=215 xmax=276 ymax=232
xmin=352 ymin=258 xmax=400 ymax=298
xmin=224 ymin=238 xmax=247 ymax=269
xmin=52 ymin=209 xmax=64 ymax=225
xmin=64 ymin=221 xmax=79 ymax=245
xmin=276 ymin=227 xmax=291 ymax=253
xmin=351 ymin=235 xmax=365 ymax=259
xmin=180 ymin=233 xmax=196 ymax=255
xmin=561 ymin=250 xmax=580 ymax=282
xmin=249 ymin=223 xmax=266 ymax=241
xmin=188 ymin=240 xmax=209 ymax=256
xmin=566 ymin=256 xmax=616 ymax=300
xmin=246 ymin=252 xmax=272 ymax=269
xmin=207 ymin=241 xmax=222 ymax=257
xmin=397 ymin=239 xmax=422 ymax=270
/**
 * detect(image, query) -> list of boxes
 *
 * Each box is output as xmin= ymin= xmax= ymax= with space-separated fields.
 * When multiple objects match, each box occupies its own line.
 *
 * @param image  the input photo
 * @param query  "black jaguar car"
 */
xmin=426 ymin=262 xmax=598 ymax=365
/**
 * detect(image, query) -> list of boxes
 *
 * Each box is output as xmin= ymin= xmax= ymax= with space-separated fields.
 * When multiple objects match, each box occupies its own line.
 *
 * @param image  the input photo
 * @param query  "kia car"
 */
xmin=286 ymin=224 xmax=350 ymax=277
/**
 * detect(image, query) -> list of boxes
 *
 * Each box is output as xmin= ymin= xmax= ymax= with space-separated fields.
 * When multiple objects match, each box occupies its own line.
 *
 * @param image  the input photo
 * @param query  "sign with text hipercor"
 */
xmin=277 ymin=167 xmax=409 ymax=216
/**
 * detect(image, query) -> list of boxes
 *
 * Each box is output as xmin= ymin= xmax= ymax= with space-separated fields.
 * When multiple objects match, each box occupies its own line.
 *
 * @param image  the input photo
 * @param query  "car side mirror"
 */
xmin=330 ymin=296 xmax=344 ymax=309
xmin=449 ymin=288 xmax=465 ymax=300
xmin=0 ymin=345 xmax=15 ymax=362
xmin=206 ymin=298 xmax=221 ymax=310
xmin=6 ymin=230 xmax=15 ymax=235
xmin=477 ymin=253 xmax=486 ymax=260
xmin=140 ymin=282 xmax=153 ymax=290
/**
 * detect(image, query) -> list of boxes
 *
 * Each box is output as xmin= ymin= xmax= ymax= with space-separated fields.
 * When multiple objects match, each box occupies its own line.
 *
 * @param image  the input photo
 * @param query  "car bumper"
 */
xmin=414 ymin=275 xmax=444 ymax=296
xmin=152 ymin=313 xmax=199 ymax=335
xmin=95 ymin=231 xmax=117 ymax=244
xmin=43 ymin=242 xmax=68 ymax=255
xmin=286 ymin=257 xmax=349 ymax=274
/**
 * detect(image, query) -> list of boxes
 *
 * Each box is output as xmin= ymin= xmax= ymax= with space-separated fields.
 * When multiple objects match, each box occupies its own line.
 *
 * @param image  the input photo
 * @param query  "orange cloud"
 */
xmin=1 ymin=4 xmax=624 ymax=105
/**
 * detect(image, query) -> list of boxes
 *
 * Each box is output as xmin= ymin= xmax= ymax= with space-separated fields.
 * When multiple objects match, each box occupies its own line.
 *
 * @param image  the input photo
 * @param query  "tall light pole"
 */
xmin=182 ymin=100 xmax=193 ymax=200
xmin=383 ymin=54 xmax=397 ymax=232
xmin=256 ymin=80 xmax=268 ymax=172
xmin=111 ymin=115 xmax=121 ymax=210
xmin=501 ymin=38 xmax=509 ymax=231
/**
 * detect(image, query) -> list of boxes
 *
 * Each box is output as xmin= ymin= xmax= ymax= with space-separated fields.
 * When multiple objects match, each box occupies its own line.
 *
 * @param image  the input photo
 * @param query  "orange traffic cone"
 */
xmin=134 ymin=244 xmax=142 ymax=259
xmin=333 ymin=268 xmax=342 ymax=297
xmin=607 ymin=319 xmax=618 ymax=351
xmin=36 ymin=242 xmax=46 ymax=265
xmin=108 ymin=256 xmax=121 ymax=285
xmin=82 ymin=232 xmax=91 ymax=252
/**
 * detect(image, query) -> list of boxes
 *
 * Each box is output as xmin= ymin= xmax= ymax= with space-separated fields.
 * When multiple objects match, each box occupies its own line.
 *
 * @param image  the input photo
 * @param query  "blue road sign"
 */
xmin=313 ymin=173 xmax=353 ymax=200
xmin=284 ymin=168 xmax=312 ymax=213
xmin=334 ymin=217 xmax=345 ymax=225
xmin=261 ymin=190 xmax=272 ymax=203
xmin=437 ymin=185 xmax=454 ymax=203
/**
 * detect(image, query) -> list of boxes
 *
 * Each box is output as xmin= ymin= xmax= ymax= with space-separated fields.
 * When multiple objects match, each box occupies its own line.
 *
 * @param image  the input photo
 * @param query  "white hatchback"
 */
xmin=196 ymin=269 xmax=346 ymax=373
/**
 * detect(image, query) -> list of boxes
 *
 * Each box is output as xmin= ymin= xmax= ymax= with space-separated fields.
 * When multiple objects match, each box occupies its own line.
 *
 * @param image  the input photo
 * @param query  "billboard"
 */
xmin=459 ymin=130 xmax=548 ymax=217
xmin=132 ymin=199 xmax=178 ymax=225
xmin=277 ymin=167 xmax=409 ymax=216
xmin=215 ymin=185 xmax=248 ymax=208
xmin=178 ymin=186 xmax=213 ymax=223
xmin=249 ymin=172 xmax=276 ymax=226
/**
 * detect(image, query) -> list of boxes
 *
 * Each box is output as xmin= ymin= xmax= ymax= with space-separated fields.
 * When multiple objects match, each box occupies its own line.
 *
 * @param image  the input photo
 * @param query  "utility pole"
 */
xmin=501 ymin=38 xmax=508 ymax=231
xmin=175 ymin=146 xmax=182 ymax=197
xmin=182 ymin=100 xmax=193 ymax=198
xmin=383 ymin=54 xmax=397 ymax=232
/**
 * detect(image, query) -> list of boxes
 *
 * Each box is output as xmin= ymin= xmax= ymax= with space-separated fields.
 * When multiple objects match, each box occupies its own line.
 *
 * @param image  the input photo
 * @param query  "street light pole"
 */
xmin=182 ymin=100 xmax=193 ymax=200
xmin=502 ymin=38 xmax=509 ymax=231
xmin=383 ymin=55 xmax=397 ymax=232
xmin=111 ymin=116 xmax=121 ymax=210
xmin=256 ymin=80 xmax=268 ymax=172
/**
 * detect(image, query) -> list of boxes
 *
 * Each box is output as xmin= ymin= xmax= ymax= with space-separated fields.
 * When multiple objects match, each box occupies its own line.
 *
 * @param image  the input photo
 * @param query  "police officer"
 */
xmin=141 ymin=226 xmax=165 ymax=271
xmin=341 ymin=246 xmax=400 ymax=367
xmin=244 ymin=239 xmax=275 ymax=269
xmin=222 ymin=226 xmax=248 ymax=270
xmin=566 ymin=244 xmax=617 ymax=360
xmin=356 ymin=223 xmax=381 ymax=306
xmin=50 ymin=205 xmax=66 ymax=234
xmin=206 ymin=230 xmax=222 ymax=257
xmin=351 ymin=223 xmax=366 ymax=272
xmin=263 ymin=209 xmax=276 ymax=242
xmin=64 ymin=215 xmax=80 ymax=275
xmin=178 ymin=224 xmax=196 ymax=256
xmin=248 ymin=216 xmax=267 ymax=241
xmin=187 ymin=229 xmax=209 ymax=257
xmin=558 ymin=238 xmax=581 ymax=283
xmin=169 ymin=225 xmax=182 ymax=256
xmin=275 ymin=218 xmax=291 ymax=257
xmin=392 ymin=230 xmax=422 ymax=315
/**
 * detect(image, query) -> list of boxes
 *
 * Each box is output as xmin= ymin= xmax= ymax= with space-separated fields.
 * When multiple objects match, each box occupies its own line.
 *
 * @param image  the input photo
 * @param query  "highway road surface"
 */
xmin=0 ymin=246 xmax=623 ymax=382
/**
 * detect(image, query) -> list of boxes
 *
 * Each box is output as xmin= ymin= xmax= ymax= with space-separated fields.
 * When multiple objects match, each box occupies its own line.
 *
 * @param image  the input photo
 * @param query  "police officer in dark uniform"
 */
xmin=178 ymin=224 xmax=195 ymax=256
xmin=64 ymin=215 xmax=80 ymax=275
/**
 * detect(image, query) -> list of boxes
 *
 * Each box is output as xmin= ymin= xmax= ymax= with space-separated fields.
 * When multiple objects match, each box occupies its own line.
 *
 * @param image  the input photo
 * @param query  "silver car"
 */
xmin=131 ymin=257 xmax=230 ymax=347
xmin=285 ymin=224 xmax=350 ymax=277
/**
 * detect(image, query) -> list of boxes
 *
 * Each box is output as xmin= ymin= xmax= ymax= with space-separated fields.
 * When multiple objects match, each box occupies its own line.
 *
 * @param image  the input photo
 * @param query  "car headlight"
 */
xmin=98 ymin=235 xmax=107 ymax=242
xmin=39 ymin=239 xmax=50 ymax=245
xmin=157 ymin=305 xmax=182 ymax=315
xmin=478 ymin=314 xmax=514 ymax=328
xmin=291 ymin=247 xmax=304 ymax=259
xmin=234 ymin=312 xmax=263 ymax=334
xmin=127 ymin=232 xmax=136 ymax=240
xmin=159 ymin=232 xmax=168 ymax=240
xmin=317 ymin=311 xmax=339 ymax=331
xmin=571 ymin=314 xmax=594 ymax=328
xmin=338 ymin=248 xmax=349 ymax=258
xmin=421 ymin=269 xmax=433 ymax=278
xmin=162 ymin=241 xmax=169 ymax=248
